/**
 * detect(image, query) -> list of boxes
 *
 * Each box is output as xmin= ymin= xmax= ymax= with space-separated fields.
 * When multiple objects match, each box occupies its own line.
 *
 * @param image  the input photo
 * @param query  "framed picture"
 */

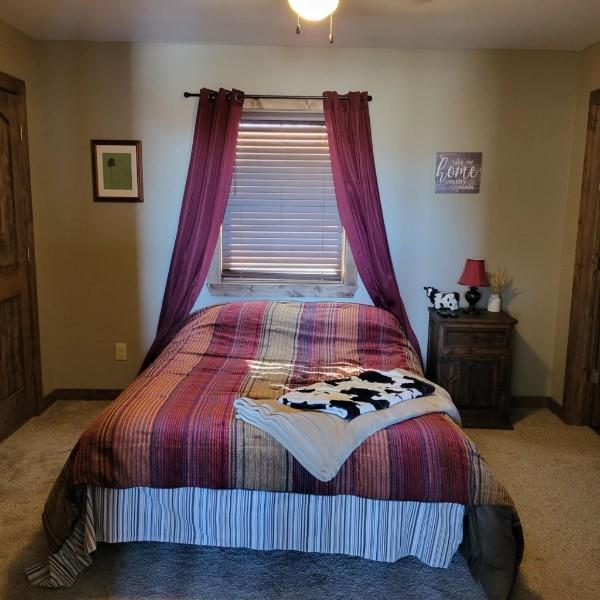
xmin=91 ymin=140 xmax=143 ymax=202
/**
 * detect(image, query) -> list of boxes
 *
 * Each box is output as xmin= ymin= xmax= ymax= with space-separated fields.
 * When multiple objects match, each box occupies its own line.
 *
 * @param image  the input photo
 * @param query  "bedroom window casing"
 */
xmin=208 ymin=109 xmax=356 ymax=297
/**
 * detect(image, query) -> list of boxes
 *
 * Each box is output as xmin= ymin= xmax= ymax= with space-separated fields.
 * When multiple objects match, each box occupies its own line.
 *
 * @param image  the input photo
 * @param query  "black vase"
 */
xmin=464 ymin=286 xmax=482 ymax=313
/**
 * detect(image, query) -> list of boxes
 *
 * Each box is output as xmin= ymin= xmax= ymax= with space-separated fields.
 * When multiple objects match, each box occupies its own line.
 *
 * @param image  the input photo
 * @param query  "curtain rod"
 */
xmin=183 ymin=92 xmax=372 ymax=102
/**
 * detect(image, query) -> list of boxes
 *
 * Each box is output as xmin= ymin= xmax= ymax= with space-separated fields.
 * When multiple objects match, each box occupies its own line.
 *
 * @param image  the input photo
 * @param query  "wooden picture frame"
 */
xmin=91 ymin=140 xmax=143 ymax=202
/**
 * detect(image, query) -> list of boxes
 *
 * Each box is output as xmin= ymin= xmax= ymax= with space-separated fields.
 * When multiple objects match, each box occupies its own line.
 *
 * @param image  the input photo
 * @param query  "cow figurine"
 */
xmin=424 ymin=287 xmax=459 ymax=311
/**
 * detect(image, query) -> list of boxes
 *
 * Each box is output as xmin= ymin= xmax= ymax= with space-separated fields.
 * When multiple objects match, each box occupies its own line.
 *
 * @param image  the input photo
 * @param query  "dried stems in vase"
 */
xmin=489 ymin=268 xmax=511 ymax=295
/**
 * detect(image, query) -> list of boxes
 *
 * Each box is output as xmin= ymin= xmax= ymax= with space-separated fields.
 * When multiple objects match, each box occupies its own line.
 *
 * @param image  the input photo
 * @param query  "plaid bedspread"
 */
xmin=36 ymin=302 xmax=522 ymax=597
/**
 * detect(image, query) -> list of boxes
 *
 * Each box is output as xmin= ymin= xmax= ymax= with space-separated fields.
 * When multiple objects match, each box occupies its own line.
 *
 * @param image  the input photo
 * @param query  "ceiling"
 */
xmin=1 ymin=0 xmax=599 ymax=50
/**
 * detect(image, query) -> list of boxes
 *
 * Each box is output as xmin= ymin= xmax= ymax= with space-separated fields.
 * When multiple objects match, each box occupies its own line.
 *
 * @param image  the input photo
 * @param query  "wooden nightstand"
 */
xmin=426 ymin=308 xmax=518 ymax=429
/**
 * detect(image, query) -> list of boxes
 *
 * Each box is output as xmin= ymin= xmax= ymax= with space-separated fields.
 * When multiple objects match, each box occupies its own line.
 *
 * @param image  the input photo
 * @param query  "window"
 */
xmin=209 ymin=110 xmax=356 ymax=297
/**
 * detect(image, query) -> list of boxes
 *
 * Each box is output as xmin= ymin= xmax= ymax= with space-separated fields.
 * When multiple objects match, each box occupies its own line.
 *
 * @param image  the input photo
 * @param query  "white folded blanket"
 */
xmin=234 ymin=369 xmax=461 ymax=482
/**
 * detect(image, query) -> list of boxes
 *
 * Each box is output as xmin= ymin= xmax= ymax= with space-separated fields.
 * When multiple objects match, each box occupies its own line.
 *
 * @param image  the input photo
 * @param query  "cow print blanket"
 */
xmin=278 ymin=370 xmax=436 ymax=420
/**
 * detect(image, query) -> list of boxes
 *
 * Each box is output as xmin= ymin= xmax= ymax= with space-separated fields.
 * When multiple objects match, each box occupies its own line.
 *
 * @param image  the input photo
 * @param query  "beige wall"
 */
xmin=0 ymin=29 xmax=585 ymax=400
xmin=0 ymin=21 xmax=36 ymax=80
xmin=551 ymin=41 xmax=600 ymax=404
xmin=1 ymin=21 xmax=594 ymax=402
xmin=28 ymin=42 xmax=579 ymax=397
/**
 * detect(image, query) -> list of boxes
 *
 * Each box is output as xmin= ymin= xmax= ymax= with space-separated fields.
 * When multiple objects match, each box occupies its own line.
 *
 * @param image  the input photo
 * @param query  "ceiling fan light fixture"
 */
xmin=288 ymin=0 xmax=339 ymax=22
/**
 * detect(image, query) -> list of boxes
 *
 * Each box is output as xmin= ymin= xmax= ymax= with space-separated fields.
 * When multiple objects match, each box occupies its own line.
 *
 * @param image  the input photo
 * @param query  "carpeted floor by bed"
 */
xmin=0 ymin=402 xmax=599 ymax=600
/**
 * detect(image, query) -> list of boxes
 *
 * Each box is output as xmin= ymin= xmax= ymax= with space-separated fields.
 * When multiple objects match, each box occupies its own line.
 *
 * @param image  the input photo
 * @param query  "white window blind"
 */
xmin=221 ymin=112 xmax=344 ymax=282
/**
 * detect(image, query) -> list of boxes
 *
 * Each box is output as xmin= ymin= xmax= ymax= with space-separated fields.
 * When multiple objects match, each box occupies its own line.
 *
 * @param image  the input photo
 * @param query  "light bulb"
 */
xmin=288 ymin=0 xmax=339 ymax=22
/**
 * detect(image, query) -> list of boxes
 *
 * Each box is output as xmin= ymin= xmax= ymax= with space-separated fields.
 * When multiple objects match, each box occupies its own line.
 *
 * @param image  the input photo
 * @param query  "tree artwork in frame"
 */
xmin=91 ymin=140 xmax=143 ymax=202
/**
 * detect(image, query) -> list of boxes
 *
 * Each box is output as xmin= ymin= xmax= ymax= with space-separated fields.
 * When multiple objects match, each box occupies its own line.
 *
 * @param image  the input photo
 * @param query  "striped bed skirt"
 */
xmin=27 ymin=487 xmax=465 ymax=588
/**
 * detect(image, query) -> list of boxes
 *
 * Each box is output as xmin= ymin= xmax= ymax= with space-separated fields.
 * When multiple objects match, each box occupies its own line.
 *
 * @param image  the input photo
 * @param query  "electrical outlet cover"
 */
xmin=114 ymin=342 xmax=127 ymax=361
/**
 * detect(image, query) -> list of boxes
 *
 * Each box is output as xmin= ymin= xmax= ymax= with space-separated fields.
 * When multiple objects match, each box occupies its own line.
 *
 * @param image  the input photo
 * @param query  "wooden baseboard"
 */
xmin=547 ymin=397 xmax=565 ymax=421
xmin=52 ymin=388 xmax=123 ymax=401
xmin=511 ymin=395 xmax=551 ymax=408
xmin=40 ymin=388 xmax=123 ymax=414
xmin=511 ymin=395 xmax=568 ymax=423
xmin=37 ymin=392 xmax=57 ymax=414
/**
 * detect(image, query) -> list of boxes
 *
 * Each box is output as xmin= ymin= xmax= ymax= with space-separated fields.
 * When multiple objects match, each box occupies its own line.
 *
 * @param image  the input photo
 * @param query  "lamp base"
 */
xmin=463 ymin=286 xmax=482 ymax=313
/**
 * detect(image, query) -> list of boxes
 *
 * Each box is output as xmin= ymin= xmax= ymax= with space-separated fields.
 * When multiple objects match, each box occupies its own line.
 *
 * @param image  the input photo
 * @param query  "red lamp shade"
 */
xmin=458 ymin=258 xmax=489 ymax=287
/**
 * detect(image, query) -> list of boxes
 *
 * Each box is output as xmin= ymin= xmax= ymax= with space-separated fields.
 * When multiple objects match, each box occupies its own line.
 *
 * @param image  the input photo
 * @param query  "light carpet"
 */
xmin=1 ymin=401 xmax=599 ymax=599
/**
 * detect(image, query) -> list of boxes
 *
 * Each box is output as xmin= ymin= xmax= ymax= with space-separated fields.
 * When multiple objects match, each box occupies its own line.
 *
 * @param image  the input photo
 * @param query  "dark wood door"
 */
xmin=564 ymin=90 xmax=600 ymax=426
xmin=0 ymin=73 xmax=41 ymax=440
xmin=593 ymin=326 xmax=600 ymax=426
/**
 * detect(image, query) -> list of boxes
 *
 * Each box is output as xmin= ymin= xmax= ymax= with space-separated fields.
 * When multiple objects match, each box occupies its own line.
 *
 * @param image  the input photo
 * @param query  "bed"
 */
xmin=27 ymin=301 xmax=523 ymax=599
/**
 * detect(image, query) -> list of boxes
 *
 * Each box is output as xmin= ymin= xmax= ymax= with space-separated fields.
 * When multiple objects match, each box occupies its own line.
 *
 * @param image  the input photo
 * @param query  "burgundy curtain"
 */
xmin=140 ymin=88 xmax=244 ymax=371
xmin=323 ymin=91 xmax=422 ymax=362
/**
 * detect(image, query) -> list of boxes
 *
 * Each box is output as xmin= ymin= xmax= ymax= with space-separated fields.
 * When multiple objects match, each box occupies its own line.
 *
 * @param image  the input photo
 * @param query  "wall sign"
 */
xmin=435 ymin=152 xmax=482 ymax=194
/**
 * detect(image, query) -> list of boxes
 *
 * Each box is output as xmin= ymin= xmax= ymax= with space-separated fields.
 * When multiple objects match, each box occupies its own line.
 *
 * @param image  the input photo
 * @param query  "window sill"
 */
xmin=208 ymin=281 xmax=357 ymax=298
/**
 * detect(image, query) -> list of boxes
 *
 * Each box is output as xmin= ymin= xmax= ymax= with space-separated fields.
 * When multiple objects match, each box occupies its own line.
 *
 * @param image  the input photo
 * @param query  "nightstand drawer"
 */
xmin=444 ymin=327 xmax=509 ymax=348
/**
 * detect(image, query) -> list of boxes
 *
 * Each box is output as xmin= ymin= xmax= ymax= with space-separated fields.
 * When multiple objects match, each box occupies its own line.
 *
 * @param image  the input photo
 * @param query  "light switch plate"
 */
xmin=114 ymin=342 xmax=127 ymax=361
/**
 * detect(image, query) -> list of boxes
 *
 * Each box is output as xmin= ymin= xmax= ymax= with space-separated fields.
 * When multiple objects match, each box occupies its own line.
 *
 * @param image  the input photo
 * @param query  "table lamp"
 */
xmin=458 ymin=258 xmax=489 ymax=313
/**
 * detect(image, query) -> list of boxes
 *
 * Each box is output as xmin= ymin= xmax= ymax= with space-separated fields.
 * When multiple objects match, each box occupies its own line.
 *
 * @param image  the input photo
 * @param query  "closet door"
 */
xmin=564 ymin=92 xmax=600 ymax=425
xmin=0 ymin=73 xmax=41 ymax=440
xmin=592 ymin=324 xmax=600 ymax=427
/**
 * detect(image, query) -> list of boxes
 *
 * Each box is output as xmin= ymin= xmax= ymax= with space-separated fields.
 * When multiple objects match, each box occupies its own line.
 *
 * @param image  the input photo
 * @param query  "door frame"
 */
xmin=0 ymin=71 xmax=43 ymax=415
xmin=563 ymin=89 xmax=600 ymax=426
